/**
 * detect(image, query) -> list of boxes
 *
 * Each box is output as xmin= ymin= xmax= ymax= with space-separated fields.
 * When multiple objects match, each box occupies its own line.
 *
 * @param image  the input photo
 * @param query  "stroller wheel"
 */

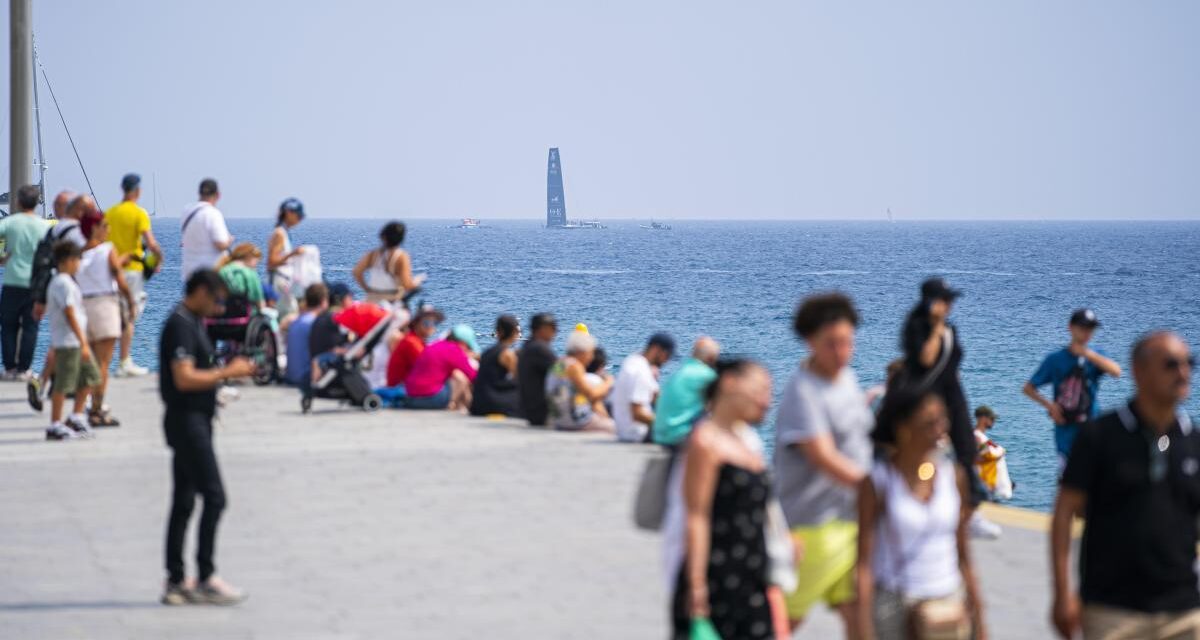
xmin=301 ymin=395 xmax=312 ymax=414
xmin=362 ymin=394 xmax=383 ymax=412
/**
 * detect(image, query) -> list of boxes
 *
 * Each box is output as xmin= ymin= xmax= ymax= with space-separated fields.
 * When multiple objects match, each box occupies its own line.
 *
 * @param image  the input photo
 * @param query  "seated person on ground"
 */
xmin=386 ymin=304 xmax=445 ymax=388
xmin=284 ymin=283 xmax=328 ymax=386
xmin=651 ymin=336 xmax=720 ymax=447
xmin=470 ymin=314 xmax=523 ymax=417
xmin=217 ymin=242 xmax=267 ymax=313
xmin=544 ymin=331 xmax=616 ymax=433
xmin=404 ymin=324 xmax=479 ymax=411
xmin=612 ymin=332 xmax=675 ymax=443
xmin=585 ymin=346 xmax=614 ymax=417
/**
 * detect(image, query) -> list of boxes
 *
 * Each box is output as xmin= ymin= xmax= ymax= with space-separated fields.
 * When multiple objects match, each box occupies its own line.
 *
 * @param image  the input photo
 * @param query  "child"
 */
xmin=46 ymin=241 xmax=101 ymax=440
xmin=974 ymin=405 xmax=1014 ymax=500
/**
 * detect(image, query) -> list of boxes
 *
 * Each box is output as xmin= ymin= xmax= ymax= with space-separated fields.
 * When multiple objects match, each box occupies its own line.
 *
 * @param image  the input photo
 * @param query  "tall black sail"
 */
xmin=546 ymin=148 xmax=567 ymax=227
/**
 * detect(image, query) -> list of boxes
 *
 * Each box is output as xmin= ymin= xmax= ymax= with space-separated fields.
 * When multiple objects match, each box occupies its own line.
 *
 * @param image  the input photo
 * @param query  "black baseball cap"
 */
xmin=328 ymin=282 xmax=353 ymax=303
xmin=920 ymin=277 xmax=962 ymax=302
xmin=121 ymin=173 xmax=141 ymax=192
xmin=1070 ymin=308 xmax=1100 ymax=328
xmin=648 ymin=332 xmax=676 ymax=355
xmin=531 ymin=312 xmax=557 ymax=331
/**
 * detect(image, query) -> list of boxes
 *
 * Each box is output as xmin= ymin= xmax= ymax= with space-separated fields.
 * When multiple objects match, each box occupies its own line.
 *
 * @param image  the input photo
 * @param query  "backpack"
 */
xmin=1056 ymin=356 xmax=1093 ymax=424
xmin=30 ymin=223 xmax=75 ymax=305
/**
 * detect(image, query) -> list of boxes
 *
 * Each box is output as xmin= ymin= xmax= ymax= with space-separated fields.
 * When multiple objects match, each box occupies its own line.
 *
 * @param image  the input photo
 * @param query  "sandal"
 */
xmin=88 ymin=410 xmax=121 ymax=428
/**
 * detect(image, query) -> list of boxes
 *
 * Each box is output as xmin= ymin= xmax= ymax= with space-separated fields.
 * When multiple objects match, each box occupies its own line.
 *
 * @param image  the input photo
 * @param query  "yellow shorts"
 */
xmin=785 ymin=519 xmax=858 ymax=620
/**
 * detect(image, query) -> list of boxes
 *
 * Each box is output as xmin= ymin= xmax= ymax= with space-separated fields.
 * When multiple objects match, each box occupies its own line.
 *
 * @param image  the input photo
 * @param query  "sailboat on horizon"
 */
xmin=544 ymin=147 xmax=605 ymax=230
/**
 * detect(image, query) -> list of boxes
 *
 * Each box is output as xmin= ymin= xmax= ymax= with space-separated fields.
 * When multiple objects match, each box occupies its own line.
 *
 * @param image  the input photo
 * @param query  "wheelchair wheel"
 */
xmin=248 ymin=319 xmax=278 ymax=386
xmin=362 ymin=393 xmax=383 ymax=412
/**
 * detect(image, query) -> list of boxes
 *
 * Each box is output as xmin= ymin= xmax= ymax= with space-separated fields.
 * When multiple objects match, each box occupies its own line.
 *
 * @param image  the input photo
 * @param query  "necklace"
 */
xmin=917 ymin=462 xmax=936 ymax=481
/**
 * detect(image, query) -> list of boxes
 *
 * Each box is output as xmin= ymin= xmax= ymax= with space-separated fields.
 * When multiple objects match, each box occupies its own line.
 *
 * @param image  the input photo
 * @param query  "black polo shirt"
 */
xmin=159 ymin=305 xmax=218 ymax=417
xmin=1061 ymin=401 xmax=1200 ymax=612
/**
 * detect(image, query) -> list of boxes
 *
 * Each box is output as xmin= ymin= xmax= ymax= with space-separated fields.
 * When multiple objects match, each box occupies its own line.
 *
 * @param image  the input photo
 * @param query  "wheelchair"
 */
xmin=205 ymin=294 xmax=280 ymax=386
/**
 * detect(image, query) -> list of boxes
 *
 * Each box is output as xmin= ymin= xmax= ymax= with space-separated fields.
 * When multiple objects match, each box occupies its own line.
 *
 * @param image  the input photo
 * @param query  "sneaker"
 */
xmin=160 ymin=580 xmax=194 ymax=606
xmin=26 ymin=377 xmax=43 ymax=413
xmin=64 ymin=415 xmax=94 ymax=439
xmin=969 ymin=511 xmax=1002 ymax=540
xmin=46 ymin=424 xmax=77 ymax=441
xmin=192 ymin=576 xmax=247 ymax=606
xmin=117 ymin=358 xmax=149 ymax=378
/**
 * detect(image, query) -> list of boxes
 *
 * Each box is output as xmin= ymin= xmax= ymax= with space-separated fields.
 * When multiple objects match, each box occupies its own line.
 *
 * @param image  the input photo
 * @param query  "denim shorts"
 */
xmin=405 ymin=383 xmax=451 ymax=409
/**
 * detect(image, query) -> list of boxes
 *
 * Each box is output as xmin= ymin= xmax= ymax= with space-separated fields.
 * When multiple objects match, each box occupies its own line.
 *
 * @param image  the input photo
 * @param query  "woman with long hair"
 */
xmin=353 ymin=221 xmax=425 ymax=305
xmin=674 ymin=359 xmax=780 ymax=640
xmin=266 ymin=198 xmax=305 ymax=320
xmin=77 ymin=209 xmax=136 ymax=427
xmin=856 ymin=384 xmax=985 ymax=640
xmin=469 ymin=314 xmax=523 ymax=417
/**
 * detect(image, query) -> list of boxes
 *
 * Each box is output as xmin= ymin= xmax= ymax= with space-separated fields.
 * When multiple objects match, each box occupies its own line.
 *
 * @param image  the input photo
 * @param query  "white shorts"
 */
xmin=121 ymin=271 xmax=148 ymax=324
xmin=84 ymin=295 xmax=122 ymax=342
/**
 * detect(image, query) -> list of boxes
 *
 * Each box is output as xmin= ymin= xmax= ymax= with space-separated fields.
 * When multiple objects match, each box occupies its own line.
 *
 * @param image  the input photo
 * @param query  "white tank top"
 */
xmin=77 ymin=243 xmax=117 ymax=297
xmin=870 ymin=457 xmax=961 ymax=599
xmin=271 ymin=227 xmax=294 ymax=280
xmin=363 ymin=248 xmax=399 ymax=293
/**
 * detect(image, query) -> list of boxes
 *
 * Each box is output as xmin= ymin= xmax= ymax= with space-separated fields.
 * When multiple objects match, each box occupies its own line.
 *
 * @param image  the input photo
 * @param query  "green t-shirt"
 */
xmin=651 ymin=358 xmax=717 ymax=445
xmin=218 ymin=261 xmax=264 ymax=304
xmin=0 ymin=213 xmax=50 ymax=288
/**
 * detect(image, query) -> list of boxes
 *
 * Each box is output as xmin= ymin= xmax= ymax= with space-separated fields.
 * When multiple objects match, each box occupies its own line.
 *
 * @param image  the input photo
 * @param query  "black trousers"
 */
xmin=164 ymin=410 xmax=226 ymax=584
xmin=0 ymin=285 xmax=37 ymax=373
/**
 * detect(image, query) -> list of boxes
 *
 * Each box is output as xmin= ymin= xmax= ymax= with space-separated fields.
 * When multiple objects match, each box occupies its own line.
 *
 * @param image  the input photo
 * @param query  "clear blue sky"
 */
xmin=3 ymin=1 xmax=1198 ymax=220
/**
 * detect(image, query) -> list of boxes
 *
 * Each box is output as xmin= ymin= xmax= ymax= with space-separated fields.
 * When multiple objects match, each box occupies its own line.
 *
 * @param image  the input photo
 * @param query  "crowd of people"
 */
xmin=1 ymin=175 xmax=1195 ymax=639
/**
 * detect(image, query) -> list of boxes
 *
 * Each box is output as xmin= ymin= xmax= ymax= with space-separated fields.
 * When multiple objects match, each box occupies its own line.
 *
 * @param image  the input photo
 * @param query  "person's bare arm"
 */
xmin=1024 ymin=381 xmax=1065 ymax=424
xmin=683 ymin=428 xmax=719 ymax=619
xmin=632 ymin=404 xmax=655 ymax=426
xmin=499 ymin=349 xmax=518 ymax=376
xmin=956 ymin=467 xmax=986 ymax=639
xmin=1051 ymin=488 xmax=1086 ymax=639
xmin=795 ymin=433 xmax=866 ymax=487
xmin=143 ymin=228 xmax=163 ymax=262
xmin=392 ymin=250 xmax=426 ymax=292
xmin=567 ymin=360 xmax=611 ymax=401
xmin=267 ymin=228 xmax=288 ymax=271
xmin=1084 ymin=349 xmax=1121 ymax=378
xmin=63 ymin=307 xmax=91 ymax=362
xmin=352 ymin=251 xmax=372 ymax=291
xmin=856 ymin=474 xmax=879 ymax=639
xmin=919 ymin=324 xmax=944 ymax=368
xmin=108 ymin=250 xmax=136 ymax=317
xmin=171 ymin=356 xmax=255 ymax=392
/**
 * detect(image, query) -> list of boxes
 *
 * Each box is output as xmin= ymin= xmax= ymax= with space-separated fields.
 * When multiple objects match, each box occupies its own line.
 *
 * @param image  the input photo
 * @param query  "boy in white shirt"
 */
xmin=46 ymin=242 xmax=100 ymax=440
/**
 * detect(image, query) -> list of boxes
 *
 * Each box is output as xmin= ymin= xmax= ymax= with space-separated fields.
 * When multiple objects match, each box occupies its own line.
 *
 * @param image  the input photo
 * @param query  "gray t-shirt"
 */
xmin=47 ymin=272 xmax=85 ymax=348
xmin=773 ymin=364 xmax=874 ymax=526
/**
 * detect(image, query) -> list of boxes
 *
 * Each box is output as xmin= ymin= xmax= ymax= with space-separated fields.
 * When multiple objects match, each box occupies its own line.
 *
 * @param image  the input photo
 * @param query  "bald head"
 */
xmin=693 ymin=336 xmax=720 ymax=366
xmin=1132 ymin=331 xmax=1192 ymax=407
xmin=53 ymin=190 xmax=77 ymax=219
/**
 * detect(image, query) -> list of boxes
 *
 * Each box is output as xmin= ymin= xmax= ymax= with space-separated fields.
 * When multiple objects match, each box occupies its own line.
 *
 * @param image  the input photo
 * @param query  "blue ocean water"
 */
xmin=28 ymin=218 xmax=1200 ymax=511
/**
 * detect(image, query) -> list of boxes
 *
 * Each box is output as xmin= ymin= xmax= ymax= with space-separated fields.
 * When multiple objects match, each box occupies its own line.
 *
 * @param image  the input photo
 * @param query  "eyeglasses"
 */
xmin=1164 ymin=355 xmax=1197 ymax=372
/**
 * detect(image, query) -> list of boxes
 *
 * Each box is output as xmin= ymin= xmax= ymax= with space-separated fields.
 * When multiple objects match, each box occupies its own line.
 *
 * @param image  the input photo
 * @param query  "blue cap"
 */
xmin=648 ymin=332 xmax=676 ymax=355
xmin=121 ymin=173 xmax=141 ymax=192
xmin=451 ymin=324 xmax=480 ymax=353
xmin=280 ymin=197 xmax=305 ymax=218
xmin=328 ymin=282 xmax=353 ymax=303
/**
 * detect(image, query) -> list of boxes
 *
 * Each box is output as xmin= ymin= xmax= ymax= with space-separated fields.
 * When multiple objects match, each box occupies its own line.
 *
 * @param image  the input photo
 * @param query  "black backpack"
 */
xmin=30 ymin=223 xmax=76 ymax=305
xmin=1056 ymin=357 xmax=1093 ymax=424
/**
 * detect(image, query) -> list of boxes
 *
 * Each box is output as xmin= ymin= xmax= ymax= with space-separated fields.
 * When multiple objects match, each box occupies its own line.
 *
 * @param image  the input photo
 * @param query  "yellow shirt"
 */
xmin=104 ymin=200 xmax=151 ymax=271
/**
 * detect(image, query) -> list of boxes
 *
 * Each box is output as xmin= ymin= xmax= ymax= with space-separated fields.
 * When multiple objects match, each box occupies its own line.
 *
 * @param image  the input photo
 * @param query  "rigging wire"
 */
xmin=35 ymin=46 xmax=98 ymax=207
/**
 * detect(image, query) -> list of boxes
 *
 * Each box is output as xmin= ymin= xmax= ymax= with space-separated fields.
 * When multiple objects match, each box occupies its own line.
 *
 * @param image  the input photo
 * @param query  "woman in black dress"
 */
xmin=469 ymin=314 xmax=522 ymax=417
xmin=673 ymin=359 xmax=778 ymax=640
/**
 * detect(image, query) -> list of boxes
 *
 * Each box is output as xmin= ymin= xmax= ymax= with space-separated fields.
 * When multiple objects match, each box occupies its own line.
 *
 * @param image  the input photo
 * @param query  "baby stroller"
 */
xmin=301 ymin=306 xmax=394 ymax=414
xmin=205 ymin=294 xmax=279 ymax=386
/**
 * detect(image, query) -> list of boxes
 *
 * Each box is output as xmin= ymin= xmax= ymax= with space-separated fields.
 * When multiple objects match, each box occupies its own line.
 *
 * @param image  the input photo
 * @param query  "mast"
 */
xmin=546 ymin=148 xmax=566 ymax=227
xmin=10 ymin=0 xmax=33 ymax=205
xmin=32 ymin=38 xmax=47 ymax=218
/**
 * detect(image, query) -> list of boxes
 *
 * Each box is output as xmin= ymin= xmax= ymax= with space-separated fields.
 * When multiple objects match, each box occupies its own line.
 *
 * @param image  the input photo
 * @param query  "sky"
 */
xmin=2 ymin=1 xmax=1198 ymax=220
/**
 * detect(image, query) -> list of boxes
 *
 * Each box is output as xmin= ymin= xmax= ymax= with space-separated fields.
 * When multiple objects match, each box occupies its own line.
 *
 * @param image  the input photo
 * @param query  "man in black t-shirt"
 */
xmin=518 ymin=312 xmax=558 ymax=425
xmin=304 ymin=283 xmax=353 ymax=394
xmin=1051 ymin=331 xmax=1198 ymax=639
xmin=158 ymin=269 xmax=255 ymax=606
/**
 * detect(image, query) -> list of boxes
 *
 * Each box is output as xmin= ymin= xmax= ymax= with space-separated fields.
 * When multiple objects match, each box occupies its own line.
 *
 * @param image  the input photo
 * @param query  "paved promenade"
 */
xmin=0 ymin=377 xmax=1058 ymax=639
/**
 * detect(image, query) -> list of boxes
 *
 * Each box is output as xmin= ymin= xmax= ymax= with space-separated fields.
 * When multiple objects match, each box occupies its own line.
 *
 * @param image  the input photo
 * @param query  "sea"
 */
xmin=23 ymin=218 xmax=1200 ymax=511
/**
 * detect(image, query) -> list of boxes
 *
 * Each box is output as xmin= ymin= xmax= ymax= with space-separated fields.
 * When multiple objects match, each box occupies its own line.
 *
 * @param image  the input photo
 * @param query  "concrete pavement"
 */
xmin=0 ymin=377 xmax=1059 ymax=639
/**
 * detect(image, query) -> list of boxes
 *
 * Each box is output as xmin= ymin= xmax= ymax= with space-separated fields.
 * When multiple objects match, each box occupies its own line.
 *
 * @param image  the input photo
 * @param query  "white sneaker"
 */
xmin=65 ymin=415 xmax=95 ymax=439
xmin=193 ymin=576 xmax=247 ymax=606
xmin=117 ymin=358 xmax=149 ymax=377
xmin=46 ymin=424 xmax=77 ymax=441
xmin=969 ymin=512 xmax=1002 ymax=540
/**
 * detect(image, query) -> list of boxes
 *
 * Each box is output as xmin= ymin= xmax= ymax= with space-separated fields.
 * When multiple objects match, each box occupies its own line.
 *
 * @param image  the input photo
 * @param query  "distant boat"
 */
xmin=640 ymin=220 xmax=672 ymax=231
xmin=451 ymin=217 xmax=481 ymax=229
xmin=558 ymin=219 xmax=607 ymax=230
xmin=887 ymin=208 xmax=895 ymax=224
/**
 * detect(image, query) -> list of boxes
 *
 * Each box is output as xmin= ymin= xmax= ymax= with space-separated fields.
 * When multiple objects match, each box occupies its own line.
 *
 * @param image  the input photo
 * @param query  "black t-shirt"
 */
xmin=517 ymin=339 xmax=556 ymax=426
xmin=159 ymin=305 xmax=218 ymax=416
xmin=308 ymin=310 xmax=349 ymax=358
xmin=902 ymin=321 xmax=974 ymax=470
xmin=1061 ymin=402 xmax=1200 ymax=612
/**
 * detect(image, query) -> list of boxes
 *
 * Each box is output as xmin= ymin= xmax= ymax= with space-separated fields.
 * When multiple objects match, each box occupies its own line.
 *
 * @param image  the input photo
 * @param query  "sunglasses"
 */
xmin=1164 ymin=355 xmax=1197 ymax=372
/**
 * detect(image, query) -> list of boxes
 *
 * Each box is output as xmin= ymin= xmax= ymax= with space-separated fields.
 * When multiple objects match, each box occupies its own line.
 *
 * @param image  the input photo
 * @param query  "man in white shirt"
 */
xmin=180 ymin=178 xmax=233 ymax=281
xmin=612 ymin=332 xmax=675 ymax=442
